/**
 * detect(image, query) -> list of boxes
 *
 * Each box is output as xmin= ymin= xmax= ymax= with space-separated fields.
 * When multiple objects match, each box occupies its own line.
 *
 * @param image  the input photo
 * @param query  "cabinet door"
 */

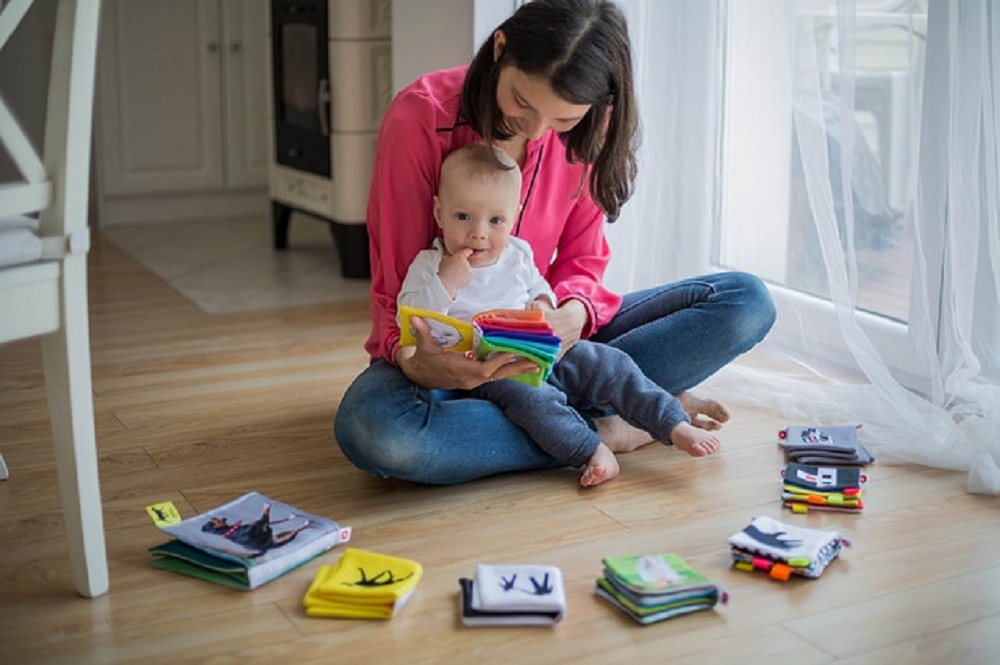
xmin=97 ymin=0 xmax=224 ymax=195
xmin=221 ymin=0 xmax=268 ymax=187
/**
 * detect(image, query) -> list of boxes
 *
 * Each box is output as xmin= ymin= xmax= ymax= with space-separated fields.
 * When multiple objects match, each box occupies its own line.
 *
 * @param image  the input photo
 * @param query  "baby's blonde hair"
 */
xmin=439 ymin=142 xmax=522 ymax=195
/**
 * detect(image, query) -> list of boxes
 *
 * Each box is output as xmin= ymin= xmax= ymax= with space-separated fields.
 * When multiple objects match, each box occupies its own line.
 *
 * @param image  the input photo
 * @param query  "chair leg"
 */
xmin=41 ymin=255 xmax=108 ymax=598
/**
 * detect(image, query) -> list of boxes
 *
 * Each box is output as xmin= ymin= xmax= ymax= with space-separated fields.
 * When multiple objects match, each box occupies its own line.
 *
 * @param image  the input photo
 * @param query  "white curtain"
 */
xmin=610 ymin=0 xmax=1000 ymax=494
xmin=605 ymin=0 xmax=719 ymax=289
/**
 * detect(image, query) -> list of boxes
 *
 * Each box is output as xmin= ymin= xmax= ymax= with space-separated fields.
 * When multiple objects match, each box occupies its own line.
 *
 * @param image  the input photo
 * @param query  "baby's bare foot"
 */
xmin=677 ymin=392 xmax=730 ymax=431
xmin=670 ymin=422 xmax=721 ymax=457
xmin=581 ymin=442 xmax=621 ymax=488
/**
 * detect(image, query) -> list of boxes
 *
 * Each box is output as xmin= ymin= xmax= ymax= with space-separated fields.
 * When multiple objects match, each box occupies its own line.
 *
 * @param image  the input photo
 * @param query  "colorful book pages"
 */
xmin=727 ymin=516 xmax=847 ymax=581
xmin=472 ymin=310 xmax=561 ymax=387
xmin=781 ymin=463 xmax=867 ymax=514
xmin=782 ymin=487 xmax=864 ymax=514
xmin=595 ymin=553 xmax=724 ymax=624
xmin=397 ymin=305 xmax=561 ymax=387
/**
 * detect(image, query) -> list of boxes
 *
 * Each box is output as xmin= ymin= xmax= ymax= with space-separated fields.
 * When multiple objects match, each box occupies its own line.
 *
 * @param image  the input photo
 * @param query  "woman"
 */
xmin=334 ymin=0 xmax=776 ymax=485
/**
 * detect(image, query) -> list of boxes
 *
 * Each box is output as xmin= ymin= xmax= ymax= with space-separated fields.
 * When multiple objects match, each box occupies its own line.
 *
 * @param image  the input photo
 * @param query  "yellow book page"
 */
xmin=306 ymin=548 xmax=423 ymax=602
xmin=398 ymin=305 xmax=473 ymax=352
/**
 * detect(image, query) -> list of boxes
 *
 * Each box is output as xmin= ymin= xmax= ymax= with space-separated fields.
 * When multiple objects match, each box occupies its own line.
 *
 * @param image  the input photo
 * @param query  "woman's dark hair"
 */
xmin=461 ymin=0 xmax=639 ymax=220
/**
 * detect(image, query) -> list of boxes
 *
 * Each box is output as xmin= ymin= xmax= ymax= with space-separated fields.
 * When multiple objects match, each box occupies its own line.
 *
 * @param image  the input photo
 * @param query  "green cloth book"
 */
xmin=595 ymin=553 xmax=725 ymax=624
xmin=149 ymin=492 xmax=351 ymax=591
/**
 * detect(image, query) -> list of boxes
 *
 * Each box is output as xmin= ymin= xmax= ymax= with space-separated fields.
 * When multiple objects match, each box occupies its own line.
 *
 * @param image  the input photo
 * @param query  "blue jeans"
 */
xmin=334 ymin=272 xmax=775 ymax=484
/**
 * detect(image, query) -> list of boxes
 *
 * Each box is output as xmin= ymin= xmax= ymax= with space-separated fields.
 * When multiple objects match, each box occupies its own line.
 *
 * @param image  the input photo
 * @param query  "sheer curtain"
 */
xmin=605 ymin=0 xmax=719 ymax=289
xmin=609 ymin=0 xmax=1000 ymax=494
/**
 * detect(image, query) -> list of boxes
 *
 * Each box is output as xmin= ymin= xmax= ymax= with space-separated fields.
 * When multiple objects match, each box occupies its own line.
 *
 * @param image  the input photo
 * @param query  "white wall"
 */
xmin=391 ymin=0 xmax=521 ymax=93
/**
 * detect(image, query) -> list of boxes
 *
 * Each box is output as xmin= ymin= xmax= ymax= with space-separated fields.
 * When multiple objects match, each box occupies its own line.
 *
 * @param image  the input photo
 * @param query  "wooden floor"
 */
xmin=2 ymin=233 xmax=998 ymax=665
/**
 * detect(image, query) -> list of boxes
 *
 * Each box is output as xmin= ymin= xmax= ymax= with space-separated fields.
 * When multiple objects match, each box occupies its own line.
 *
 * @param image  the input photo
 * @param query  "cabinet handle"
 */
xmin=317 ymin=78 xmax=331 ymax=137
xmin=207 ymin=41 xmax=219 ymax=53
xmin=229 ymin=40 xmax=242 ymax=53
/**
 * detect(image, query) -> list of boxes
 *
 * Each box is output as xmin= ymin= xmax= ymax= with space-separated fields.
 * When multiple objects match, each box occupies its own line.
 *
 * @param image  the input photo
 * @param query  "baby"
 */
xmin=398 ymin=143 xmax=719 ymax=487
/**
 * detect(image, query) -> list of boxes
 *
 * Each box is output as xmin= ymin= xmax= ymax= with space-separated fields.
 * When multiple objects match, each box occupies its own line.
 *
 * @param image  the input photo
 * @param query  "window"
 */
xmin=713 ymin=0 xmax=930 ymax=382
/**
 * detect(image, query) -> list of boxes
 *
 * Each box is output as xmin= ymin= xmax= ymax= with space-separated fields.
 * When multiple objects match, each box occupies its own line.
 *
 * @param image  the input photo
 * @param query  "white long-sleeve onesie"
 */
xmin=398 ymin=237 xmax=556 ymax=322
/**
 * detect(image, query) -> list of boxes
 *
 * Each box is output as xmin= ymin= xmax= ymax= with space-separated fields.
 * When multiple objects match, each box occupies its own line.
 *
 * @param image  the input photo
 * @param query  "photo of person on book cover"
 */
xmin=200 ymin=502 xmax=313 ymax=559
xmin=162 ymin=493 xmax=336 ymax=564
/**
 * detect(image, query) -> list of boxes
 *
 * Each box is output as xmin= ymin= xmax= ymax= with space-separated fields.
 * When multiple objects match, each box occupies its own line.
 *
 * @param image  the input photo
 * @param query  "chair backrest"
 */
xmin=0 ymin=0 xmax=99 ymax=256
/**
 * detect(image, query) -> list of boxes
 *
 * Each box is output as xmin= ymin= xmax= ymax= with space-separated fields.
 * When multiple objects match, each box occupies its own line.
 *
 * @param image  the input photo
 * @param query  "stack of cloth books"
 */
xmin=781 ymin=462 xmax=867 ymax=514
xmin=779 ymin=425 xmax=875 ymax=465
xmin=459 ymin=563 xmax=567 ymax=626
xmin=594 ymin=553 xmax=726 ymax=624
xmin=303 ymin=548 xmax=422 ymax=619
xmin=472 ymin=309 xmax=561 ymax=386
xmin=728 ymin=516 xmax=849 ymax=582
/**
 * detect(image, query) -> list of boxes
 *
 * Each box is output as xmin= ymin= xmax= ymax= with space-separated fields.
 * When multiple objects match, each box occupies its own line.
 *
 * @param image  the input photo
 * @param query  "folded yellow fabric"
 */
xmin=303 ymin=548 xmax=423 ymax=619
xmin=303 ymin=592 xmax=397 ymax=620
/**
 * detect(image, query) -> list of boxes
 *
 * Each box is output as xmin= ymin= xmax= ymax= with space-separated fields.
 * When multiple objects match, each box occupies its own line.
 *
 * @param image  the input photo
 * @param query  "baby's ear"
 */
xmin=433 ymin=195 xmax=443 ymax=227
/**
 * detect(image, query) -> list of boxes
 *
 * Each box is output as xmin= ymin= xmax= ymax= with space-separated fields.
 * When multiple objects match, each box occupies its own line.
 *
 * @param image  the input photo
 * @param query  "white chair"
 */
xmin=0 ymin=0 xmax=107 ymax=598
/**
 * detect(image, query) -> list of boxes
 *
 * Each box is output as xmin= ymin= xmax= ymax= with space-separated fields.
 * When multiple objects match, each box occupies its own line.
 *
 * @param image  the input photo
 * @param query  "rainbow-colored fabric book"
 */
xmin=398 ymin=306 xmax=561 ymax=387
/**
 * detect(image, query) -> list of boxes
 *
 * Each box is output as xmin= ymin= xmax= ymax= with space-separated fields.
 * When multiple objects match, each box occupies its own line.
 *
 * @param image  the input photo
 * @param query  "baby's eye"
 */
xmin=454 ymin=212 xmax=470 ymax=221
xmin=489 ymin=216 xmax=507 ymax=226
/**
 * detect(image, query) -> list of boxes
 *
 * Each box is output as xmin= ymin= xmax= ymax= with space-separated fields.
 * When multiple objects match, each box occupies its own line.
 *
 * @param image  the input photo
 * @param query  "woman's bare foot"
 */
xmin=669 ymin=421 xmax=721 ymax=457
xmin=581 ymin=442 xmax=621 ymax=488
xmin=677 ymin=392 xmax=730 ymax=431
xmin=595 ymin=415 xmax=654 ymax=453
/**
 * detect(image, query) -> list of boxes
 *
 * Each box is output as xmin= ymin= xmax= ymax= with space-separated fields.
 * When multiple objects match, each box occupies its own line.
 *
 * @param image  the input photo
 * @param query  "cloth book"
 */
xmin=303 ymin=548 xmax=423 ymax=619
xmin=728 ymin=516 xmax=848 ymax=581
xmin=148 ymin=492 xmax=351 ymax=591
xmin=398 ymin=305 xmax=561 ymax=386
xmin=594 ymin=553 xmax=725 ymax=625
xmin=781 ymin=463 xmax=868 ymax=514
xmin=779 ymin=425 xmax=875 ymax=465
xmin=459 ymin=564 xmax=566 ymax=626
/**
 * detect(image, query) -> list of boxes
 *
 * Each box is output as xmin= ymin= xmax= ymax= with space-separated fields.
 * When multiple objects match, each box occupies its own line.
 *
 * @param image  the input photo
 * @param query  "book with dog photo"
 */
xmin=147 ymin=492 xmax=351 ymax=591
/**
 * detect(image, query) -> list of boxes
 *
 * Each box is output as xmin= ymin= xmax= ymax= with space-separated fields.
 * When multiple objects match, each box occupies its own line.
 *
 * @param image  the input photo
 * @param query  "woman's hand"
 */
xmin=531 ymin=298 xmax=588 ymax=358
xmin=396 ymin=316 xmax=541 ymax=389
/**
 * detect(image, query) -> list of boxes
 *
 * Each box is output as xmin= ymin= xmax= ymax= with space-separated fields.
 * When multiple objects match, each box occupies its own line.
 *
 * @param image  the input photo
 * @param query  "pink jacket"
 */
xmin=365 ymin=66 xmax=623 ymax=362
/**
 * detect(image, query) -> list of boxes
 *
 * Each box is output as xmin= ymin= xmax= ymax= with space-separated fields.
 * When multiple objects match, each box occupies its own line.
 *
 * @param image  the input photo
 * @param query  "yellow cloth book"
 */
xmin=303 ymin=548 xmax=423 ymax=619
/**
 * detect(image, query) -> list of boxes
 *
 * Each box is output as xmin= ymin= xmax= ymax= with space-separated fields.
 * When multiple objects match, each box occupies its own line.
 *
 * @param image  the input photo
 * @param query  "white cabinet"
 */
xmin=95 ymin=0 xmax=268 ymax=225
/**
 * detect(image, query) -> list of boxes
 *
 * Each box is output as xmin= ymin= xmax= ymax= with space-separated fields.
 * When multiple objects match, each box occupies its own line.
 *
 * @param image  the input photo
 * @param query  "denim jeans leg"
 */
xmin=551 ymin=341 xmax=689 ymax=442
xmin=334 ymin=360 xmax=562 ymax=485
xmin=473 ymin=378 xmax=601 ymax=468
xmin=590 ymin=271 xmax=775 ymax=395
